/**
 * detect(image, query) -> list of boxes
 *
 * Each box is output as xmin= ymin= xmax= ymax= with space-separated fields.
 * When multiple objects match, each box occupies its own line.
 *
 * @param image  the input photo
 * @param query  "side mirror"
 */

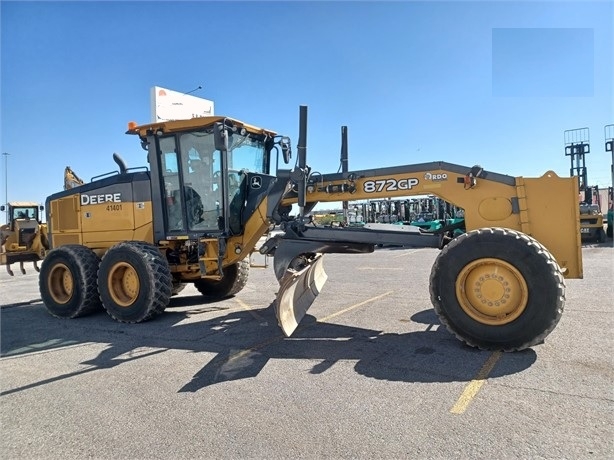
xmin=213 ymin=122 xmax=228 ymax=152
xmin=39 ymin=206 xmax=44 ymax=211
xmin=280 ymin=137 xmax=292 ymax=164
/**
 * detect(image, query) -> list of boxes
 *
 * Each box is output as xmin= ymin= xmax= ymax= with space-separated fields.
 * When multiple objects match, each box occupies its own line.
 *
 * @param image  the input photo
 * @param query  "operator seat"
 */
xmin=184 ymin=186 xmax=204 ymax=228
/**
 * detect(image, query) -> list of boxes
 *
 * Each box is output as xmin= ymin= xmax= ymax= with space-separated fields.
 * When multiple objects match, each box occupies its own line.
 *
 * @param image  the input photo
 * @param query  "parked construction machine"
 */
xmin=1 ymin=166 xmax=89 ymax=276
xmin=37 ymin=106 xmax=582 ymax=351
xmin=578 ymin=185 xmax=606 ymax=243
xmin=564 ymin=127 xmax=607 ymax=243
xmin=0 ymin=202 xmax=48 ymax=275
xmin=64 ymin=166 xmax=85 ymax=190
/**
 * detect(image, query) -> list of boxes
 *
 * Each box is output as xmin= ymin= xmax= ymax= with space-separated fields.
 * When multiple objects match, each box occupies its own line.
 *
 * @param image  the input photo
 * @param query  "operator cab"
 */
xmin=1 ymin=202 xmax=43 ymax=230
xmin=128 ymin=117 xmax=290 ymax=242
xmin=158 ymin=124 xmax=270 ymax=236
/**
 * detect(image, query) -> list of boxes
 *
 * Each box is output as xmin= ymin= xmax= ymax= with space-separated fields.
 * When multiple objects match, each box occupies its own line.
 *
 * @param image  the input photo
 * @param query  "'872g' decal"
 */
xmin=363 ymin=178 xmax=419 ymax=193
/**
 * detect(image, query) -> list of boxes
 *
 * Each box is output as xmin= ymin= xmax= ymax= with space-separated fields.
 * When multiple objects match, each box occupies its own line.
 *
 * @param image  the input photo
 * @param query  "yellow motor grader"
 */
xmin=37 ymin=106 xmax=582 ymax=351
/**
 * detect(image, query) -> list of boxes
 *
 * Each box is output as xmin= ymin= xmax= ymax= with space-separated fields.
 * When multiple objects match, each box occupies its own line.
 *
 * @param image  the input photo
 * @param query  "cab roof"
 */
xmin=126 ymin=116 xmax=277 ymax=138
xmin=9 ymin=201 xmax=39 ymax=207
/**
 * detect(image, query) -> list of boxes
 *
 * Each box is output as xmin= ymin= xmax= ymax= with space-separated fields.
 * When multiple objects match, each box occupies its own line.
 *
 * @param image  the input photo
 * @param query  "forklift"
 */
xmin=565 ymin=128 xmax=606 ymax=243
xmin=606 ymin=124 xmax=613 ymax=238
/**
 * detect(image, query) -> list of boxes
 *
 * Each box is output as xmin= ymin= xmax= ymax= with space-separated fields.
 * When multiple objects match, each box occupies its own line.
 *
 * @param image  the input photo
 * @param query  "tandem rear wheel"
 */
xmin=97 ymin=241 xmax=172 ymax=323
xmin=39 ymin=245 xmax=102 ymax=318
xmin=429 ymin=228 xmax=565 ymax=351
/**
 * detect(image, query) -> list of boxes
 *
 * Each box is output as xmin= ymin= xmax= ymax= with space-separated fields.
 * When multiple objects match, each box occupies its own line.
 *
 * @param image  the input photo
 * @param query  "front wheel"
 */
xmin=98 ymin=241 xmax=172 ymax=323
xmin=193 ymin=260 xmax=249 ymax=299
xmin=429 ymin=228 xmax=565 ymax=351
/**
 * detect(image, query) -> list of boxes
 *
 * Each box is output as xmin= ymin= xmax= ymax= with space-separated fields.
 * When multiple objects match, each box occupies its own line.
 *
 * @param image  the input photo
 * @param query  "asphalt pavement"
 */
xmin=1 ymin=242 xmax=612 ymax=459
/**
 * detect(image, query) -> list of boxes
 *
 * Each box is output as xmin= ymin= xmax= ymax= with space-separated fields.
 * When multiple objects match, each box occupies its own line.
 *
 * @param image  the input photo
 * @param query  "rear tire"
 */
xmin=98 ymin=241 xmax=172 ymax=323
xmin=39 ymin=245 xmax=102 ymax=318
xmin=194 ymin=260 xmax=249 ymax=298
xmin=429 ymin=228 xmax=565 ymax=351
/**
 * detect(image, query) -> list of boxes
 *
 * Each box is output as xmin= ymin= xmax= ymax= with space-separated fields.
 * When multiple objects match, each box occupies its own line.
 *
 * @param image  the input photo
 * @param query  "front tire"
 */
xmin=193 ymin=260 xmax=249 ymax=299
xmin=39 ymin=245 xmax=102 ymax=318
xmin=98 ymin=241 xmax=172 ymax=323
xmin=429 ymin=228 xmax=565 ymax=351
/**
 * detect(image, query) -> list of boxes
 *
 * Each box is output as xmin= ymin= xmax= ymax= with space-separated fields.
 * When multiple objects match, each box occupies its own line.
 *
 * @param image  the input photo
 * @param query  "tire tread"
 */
xmin=429 ymin=227 xmax=565 ymax=351
xmin=39 ymin=244 xmax=102 ymax=319
xmin=98 ymin=241 xmax=171 ymax=323
xmin=194 ymin=259 xmax=249 ymax=298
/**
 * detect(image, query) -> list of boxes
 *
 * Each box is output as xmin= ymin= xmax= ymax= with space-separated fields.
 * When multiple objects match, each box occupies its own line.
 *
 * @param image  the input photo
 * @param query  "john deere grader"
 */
xmin=36 ymin=106 xmax=582 ymax=351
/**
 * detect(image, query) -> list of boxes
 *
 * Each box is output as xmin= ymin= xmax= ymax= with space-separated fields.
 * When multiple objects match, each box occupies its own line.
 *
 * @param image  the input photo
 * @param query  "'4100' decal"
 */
xmin=363 ymin=178 xmax=419 ymax=193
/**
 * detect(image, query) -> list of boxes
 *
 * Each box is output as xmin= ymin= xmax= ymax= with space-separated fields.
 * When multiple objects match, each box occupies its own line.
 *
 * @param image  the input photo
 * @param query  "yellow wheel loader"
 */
xmin=0 ymin=165 xmax=87 ymax=276
xmin=0 ymin=202 xmax=49 ymax=275
xmin=39 ymin=106 xmax=582 ymax=351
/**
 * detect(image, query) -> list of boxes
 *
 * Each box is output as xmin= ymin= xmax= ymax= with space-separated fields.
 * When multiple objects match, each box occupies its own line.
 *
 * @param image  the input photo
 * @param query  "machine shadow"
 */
xmin=1 ymin=299 xmax=537 ymax=395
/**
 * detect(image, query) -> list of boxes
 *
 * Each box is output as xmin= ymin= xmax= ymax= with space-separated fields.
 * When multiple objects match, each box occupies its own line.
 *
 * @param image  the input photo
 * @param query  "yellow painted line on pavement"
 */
xmin=318 ymin=291 xmax=393 ymax=323
xmin=357 ymin=267 xmax=404 ymax=270
xmin=234 ymin=297 xmax=268 ymax=323
xmin=226 ymin=292 xmax=393 ymax=364
xmin=392 ymin=248 xmax=426 ymax=259
xmin=227 ymin=336 xmax=281 ymax=363
xmin=357 ymin=248 xmax=426 ymax=271
xmin=450 ymin=351 xmax=502 ymax=414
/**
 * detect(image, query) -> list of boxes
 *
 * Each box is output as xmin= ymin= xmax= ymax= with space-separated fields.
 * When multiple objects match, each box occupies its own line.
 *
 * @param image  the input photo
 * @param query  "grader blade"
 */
xmin=275 ymin=254 xmax=328 ymax=337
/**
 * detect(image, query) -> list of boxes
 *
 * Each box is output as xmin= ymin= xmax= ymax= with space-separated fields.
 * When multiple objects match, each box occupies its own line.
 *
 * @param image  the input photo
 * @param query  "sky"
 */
xmin=1 ymin=0 xmax=612 ymax=223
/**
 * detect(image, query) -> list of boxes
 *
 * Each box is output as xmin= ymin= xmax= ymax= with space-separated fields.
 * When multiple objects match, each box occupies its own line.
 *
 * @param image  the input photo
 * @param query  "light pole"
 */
xmin=2 ymin=152 xmax=8 ymax=224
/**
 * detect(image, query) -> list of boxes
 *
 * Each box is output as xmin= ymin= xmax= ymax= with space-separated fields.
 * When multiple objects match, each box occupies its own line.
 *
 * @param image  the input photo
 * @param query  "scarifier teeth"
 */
xmin=275 ymin=255 xmax=328 ymax=337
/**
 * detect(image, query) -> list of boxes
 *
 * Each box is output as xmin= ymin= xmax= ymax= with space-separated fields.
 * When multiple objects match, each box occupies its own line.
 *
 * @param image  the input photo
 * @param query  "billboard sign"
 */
xmin=151 ymin=86 xmax=214 ymax=122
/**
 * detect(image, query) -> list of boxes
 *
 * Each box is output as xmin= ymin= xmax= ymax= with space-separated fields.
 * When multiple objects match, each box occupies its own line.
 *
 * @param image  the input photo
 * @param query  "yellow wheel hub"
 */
xmin=48 ymin=263 xmax=74 ymax=304
xmin=456 ymin=258 xmax=528 ymax=325
xmin=107 ymin=262 xmax=140 ymax=307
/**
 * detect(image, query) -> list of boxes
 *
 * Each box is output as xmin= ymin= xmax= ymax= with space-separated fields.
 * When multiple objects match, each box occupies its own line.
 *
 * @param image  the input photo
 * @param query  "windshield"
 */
xmin=227 ymin=132 xmax=267 ymax=173
xmin=12 ymin=207 xmax=38 ymax=220
xmin=179 ymin=129 xmax=268 ymax=175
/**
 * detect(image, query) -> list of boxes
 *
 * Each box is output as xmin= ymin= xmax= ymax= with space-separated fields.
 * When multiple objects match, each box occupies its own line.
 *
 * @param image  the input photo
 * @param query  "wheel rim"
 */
xmin=455 ymin=258 xmax=528 ymax=325
xmin=48 ymin=263 xmax=74 ymax=304
xmin=107 ymin=262 xmax=140 ymax=307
